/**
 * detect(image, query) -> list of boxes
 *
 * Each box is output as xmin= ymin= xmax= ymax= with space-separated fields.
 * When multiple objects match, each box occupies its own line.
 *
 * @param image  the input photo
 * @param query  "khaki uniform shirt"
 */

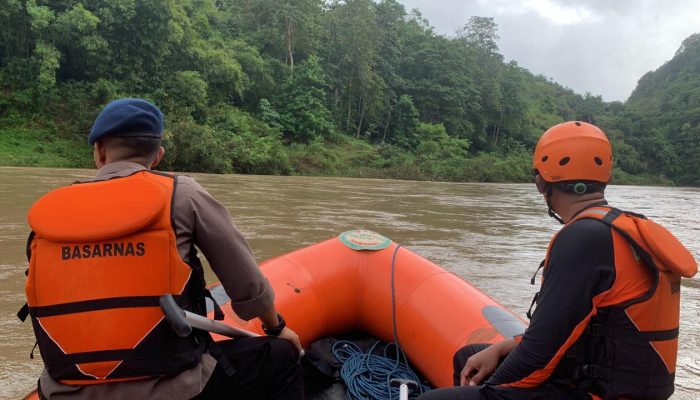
xmin=39 ymin=162 xmax=274 ymax=399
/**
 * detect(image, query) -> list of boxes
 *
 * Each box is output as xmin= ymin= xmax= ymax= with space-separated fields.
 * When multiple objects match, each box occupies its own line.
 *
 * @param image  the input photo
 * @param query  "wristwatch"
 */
xmin=262 ymin=313 xmax=286 ymax=336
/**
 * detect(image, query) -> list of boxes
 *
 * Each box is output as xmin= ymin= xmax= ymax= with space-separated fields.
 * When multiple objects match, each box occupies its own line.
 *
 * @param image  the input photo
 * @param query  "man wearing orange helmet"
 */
xmin=418 ymin=121 xmax=697 ymax=400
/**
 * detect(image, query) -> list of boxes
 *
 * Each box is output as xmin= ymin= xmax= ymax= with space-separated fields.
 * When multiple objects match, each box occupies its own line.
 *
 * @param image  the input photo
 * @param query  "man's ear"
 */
xmin=151 ymin=146 xmax=165 ymax=168
xmin=94 ymin=140 xmax=108 ymax=168
xmin=535 ymin=174 xmax=547 ymax=194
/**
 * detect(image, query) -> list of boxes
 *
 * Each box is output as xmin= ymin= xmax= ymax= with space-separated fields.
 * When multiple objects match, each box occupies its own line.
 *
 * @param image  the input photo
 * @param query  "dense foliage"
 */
xmin=625 ymin=33 xmax=700 ymax=186
xmin=0 ymin=0 xmax=696 ymax=185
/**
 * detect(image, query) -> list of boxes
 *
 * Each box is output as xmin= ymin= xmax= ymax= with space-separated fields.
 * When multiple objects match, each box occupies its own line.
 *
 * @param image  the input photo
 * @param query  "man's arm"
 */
xmin=173 ymin=176 xmax=301 ymax=350
xmin=486 ymin=219 xmax=616 ymax=387
xmin=174 ymin=176 xmax=274 ymax=319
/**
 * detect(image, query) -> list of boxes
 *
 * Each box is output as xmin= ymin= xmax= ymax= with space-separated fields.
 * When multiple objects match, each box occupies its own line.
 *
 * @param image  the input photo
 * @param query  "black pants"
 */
xmin=193 ymin=336 xmax=304 ymax=400
xmin=416 ymin=344 xmax=591 ymax=400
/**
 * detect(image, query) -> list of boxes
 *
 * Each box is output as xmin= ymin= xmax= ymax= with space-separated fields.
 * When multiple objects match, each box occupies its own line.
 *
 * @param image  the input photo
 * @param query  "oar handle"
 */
xmin=184 ymin=310 xmax=260 ymax=338
xmin=159 ymin=294 xmax=259 ymax=339
xmin=159 ymin=294 xmax=304 ymax=356
xmin=159 ymin=293 xmax=193 ymax=337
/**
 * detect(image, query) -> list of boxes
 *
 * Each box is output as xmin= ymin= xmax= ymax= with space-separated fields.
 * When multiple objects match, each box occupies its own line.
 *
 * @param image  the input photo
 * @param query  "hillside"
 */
xmin=0 ymin=0 xmax=695 ymax=185
xmin=625 ymin=33 xmax=700 ymax=185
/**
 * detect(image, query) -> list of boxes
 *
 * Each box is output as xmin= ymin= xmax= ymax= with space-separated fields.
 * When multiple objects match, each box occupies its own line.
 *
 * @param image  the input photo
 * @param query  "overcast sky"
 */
xmin=397 ymin=0 xmax=700 ymax=102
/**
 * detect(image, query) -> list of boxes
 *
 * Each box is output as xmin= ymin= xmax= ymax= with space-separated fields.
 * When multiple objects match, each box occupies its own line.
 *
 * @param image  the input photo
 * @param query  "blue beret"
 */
xmin=88 ymin=98 xmax=164 ymax=145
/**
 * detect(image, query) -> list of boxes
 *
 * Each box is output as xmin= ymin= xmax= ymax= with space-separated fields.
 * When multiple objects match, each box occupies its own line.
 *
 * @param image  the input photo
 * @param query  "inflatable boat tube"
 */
xmin=22 ymin=230 xmax=526 ymax=398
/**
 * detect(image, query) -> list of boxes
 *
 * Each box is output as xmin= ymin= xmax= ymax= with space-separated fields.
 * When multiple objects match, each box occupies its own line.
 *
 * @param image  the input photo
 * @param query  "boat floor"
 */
xmin=306 ymin=381 xmax=347 ymax=400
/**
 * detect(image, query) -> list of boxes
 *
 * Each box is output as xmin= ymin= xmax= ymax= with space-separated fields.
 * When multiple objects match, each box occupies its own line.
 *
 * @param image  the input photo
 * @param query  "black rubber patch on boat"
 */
xmin=481 ymin=306 xmax=527 ymax=339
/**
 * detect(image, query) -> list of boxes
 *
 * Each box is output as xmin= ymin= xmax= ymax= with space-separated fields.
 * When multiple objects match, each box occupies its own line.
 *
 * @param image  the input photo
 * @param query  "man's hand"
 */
xmin=459 ymin=345 xmax=501 ymax=386
xmin=260 ymin=309 xmax=303 ymax=355
xmin=459 ymin=338 xmax=518 ymax=386
xmin=276 ymin=326 xmax=303 ymax=354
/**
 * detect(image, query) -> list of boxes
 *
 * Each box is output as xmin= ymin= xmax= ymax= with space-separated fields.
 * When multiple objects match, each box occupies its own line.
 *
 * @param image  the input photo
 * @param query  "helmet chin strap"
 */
xmin=545 ymin=184 xmax=564 ymax=224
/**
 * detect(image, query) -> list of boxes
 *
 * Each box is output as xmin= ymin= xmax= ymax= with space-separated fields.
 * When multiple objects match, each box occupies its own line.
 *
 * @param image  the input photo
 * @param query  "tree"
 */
xmin=390 ymin=95 xmax=419 ymax=147
xmin=165 ymin=71 xmax=208 ymax=121
xmin=51 ymin=3 xmax=106 ymax=81
xmin=33 ymin=41 xmax=60 ymax=93
xmin=275 ymin=55 xmax=334 ymax=143
xmin=414 ymin=122 xmax=470 ymax=180
xmin=161 ymin=120 xmax=231 ymax=173
xmin=324 ymin=0 xmax=382 ymax=137
xmin=374 ymin=0 xmax=409 ymax=142
xmin=219 ymin=0 xmax=324 ymax=72
xmin=457 ymin=16 xmax=500 ymax=56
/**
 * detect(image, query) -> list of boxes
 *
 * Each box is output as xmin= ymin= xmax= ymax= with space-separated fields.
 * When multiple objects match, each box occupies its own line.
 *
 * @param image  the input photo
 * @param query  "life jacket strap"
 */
xmin=19 ymin=231 xmax=35 ymax=323
xmin=17 ymin=303 xmax=29 ymax=322
xmin=526 ymin=291 xmax=539 ymax=320
xmin=29 ymin=340 xmax=38 ymax=359
xmin=577 ymin=364 xmax=675 ymax=386
xmin=586 ymin=324 xmax=678 ymax=341
xmin=26 ymin=231 xmax=35 ymax=262
xmin=27 ymin=295 xmax=173 ymax=318
xmin=42 ymin=348 xmax=133 ymax=365
xmin=207 ymin=340 xmax=237 ymax=377
xmin=530 ymin=260 xmax=545 ymax=285
xmin=204 ymin=288 xmax=225 ymax=320
xmin=601 ymin=207 xmax=623 ymax=224
xmin=576 ymin=207 xmax=661 ymax=304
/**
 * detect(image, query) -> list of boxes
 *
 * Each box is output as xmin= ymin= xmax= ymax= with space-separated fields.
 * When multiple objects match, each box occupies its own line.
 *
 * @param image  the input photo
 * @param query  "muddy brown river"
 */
xmin=1 ymin=167 xmax=698 ymax=399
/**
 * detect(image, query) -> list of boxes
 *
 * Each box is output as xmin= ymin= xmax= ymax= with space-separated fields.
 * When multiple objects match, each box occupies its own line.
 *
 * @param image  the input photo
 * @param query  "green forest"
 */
xmin=1 ymin=0 xmax=699 ymax=185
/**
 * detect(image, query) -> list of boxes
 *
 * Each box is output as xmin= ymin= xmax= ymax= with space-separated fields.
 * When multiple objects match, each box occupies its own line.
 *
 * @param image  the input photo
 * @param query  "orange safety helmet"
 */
xmin=533 ymin=121 xmax=612 ymax=184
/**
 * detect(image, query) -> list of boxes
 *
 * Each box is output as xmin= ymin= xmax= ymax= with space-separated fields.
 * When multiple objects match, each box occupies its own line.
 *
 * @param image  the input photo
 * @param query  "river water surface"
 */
xmin=1 ymin=167 xmax=698 ymax=399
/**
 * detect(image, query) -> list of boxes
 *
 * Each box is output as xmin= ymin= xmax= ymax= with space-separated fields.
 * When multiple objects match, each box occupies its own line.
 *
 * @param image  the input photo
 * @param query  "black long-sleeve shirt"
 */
xmin=488 ymin=218 xmax=616 ymax=386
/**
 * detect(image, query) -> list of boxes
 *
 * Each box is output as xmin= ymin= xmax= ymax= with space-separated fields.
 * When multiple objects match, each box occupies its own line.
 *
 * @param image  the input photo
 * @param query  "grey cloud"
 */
xmin=398 ymin=0 xmax=700 ymax=101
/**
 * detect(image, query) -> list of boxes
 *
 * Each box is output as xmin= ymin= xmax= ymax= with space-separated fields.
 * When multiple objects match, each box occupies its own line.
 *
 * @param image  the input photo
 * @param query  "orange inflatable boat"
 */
xmin=23 ymin=230 xmax=526 ymax=398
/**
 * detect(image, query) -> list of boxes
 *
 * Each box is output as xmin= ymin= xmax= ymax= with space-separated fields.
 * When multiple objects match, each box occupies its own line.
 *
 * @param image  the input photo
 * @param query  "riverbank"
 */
xmin=0 ymin=125 xmax=674 ymax=186
xmin=0 ymin=126 xmax=91 ymax=168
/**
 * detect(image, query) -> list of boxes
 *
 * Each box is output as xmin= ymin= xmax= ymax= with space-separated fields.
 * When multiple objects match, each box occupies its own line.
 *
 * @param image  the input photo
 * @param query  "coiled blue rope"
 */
xmin=332 ymin=244 xmax=431 ymax=400
xmin=332 ymin=340 xmax=429 ymax=400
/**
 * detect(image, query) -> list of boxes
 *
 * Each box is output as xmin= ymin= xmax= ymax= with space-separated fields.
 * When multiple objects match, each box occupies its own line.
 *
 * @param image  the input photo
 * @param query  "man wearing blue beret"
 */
xmin=24 ymin=98 xmax=304 ymax=399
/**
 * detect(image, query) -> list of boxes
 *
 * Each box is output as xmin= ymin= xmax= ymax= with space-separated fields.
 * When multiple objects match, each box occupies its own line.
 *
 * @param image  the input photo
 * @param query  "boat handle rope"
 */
xmin=332 ymin=244 xmax=430 ymax=400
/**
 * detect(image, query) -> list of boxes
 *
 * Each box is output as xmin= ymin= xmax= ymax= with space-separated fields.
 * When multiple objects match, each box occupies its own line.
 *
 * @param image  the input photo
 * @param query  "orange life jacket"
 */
xmin=547 ymin=206 xmax=696 ymax=399
xmin=23 ymin=170 xmax=208 ymax=385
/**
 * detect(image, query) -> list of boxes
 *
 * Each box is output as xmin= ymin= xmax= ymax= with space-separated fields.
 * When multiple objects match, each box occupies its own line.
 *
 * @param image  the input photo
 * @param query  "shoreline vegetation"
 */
xmin=0 ymin=142 xmax=672 ymax=187
xmin=1 ymin=1 xmax=698 ymax=186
